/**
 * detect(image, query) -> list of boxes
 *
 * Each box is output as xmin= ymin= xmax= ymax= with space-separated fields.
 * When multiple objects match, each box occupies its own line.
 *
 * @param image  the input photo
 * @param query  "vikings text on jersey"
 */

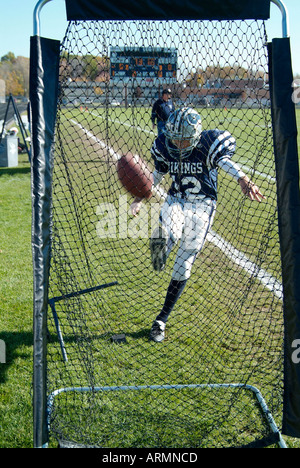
xmin=151 ymin=129 xmax=236 ymax=200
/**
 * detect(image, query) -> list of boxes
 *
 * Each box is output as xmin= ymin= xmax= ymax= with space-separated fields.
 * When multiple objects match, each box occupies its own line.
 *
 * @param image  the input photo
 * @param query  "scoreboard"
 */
xmin=110 ymin=47 xmax=177 ymax=82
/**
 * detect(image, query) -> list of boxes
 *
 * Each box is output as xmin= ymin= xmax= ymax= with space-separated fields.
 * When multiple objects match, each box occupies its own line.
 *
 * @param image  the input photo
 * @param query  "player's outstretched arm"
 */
xmin=238 ymin=175 xmax=265 ymax=202
xmin=218 ymin=158 xmax=265 ymax=203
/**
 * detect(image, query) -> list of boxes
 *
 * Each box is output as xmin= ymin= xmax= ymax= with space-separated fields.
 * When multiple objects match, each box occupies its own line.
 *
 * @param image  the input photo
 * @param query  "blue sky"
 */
xmin=0 ymin=0 xmax=299 ymax=74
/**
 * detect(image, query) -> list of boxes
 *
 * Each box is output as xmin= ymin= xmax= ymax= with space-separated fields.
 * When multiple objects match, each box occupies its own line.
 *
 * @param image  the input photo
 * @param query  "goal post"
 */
xmin=30 ymin=0 xmax=300 ymax=448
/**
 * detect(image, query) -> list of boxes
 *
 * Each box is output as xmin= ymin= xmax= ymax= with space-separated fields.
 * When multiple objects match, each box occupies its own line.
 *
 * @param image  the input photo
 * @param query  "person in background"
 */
xmin=151 ymin=88 xmax=175 ymax=136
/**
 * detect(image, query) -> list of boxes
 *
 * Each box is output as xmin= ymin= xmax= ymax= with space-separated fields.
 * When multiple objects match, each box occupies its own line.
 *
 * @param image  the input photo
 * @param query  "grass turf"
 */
xmin=0 ymin=108 xmax=299 ymax=447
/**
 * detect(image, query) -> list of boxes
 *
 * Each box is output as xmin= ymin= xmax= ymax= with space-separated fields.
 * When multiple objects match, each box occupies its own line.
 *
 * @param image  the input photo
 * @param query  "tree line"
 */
xmin=0 ymin=52 xmax=29 ymax=98
xmin=0 ymin=50 xmax=298 ymax=99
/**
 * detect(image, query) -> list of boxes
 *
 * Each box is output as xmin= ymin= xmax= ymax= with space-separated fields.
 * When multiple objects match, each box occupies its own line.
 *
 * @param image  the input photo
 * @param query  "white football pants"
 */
xmin=159 ymin=195 xmax=216 ymax=281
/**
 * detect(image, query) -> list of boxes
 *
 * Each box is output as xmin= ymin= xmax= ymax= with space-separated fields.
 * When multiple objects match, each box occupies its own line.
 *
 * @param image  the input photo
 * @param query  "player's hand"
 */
xmin=238 ymin=176 xmax=265 ymax=202
xmin=130 ymin=197 xmax=143 ymax=216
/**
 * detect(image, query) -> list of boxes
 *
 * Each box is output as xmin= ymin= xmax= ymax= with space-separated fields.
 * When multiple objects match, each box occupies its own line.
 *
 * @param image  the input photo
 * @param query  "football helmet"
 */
xmin=164 ymin=107 xmax=202 ymax=158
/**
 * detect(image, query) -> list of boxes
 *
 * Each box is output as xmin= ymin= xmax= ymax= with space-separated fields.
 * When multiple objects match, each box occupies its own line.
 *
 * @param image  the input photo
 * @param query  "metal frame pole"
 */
xmin=33 ymin=0 xmax=53 ymax=36
xmin=270 ymin=0 xmax=290 ymax=38
xmin=32 ymin=0 xmax=56 ymax=448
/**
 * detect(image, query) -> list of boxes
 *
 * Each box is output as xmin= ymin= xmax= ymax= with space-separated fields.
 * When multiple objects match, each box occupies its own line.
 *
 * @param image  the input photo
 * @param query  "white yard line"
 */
xmin=71 ymin=118 xmax=283 ymax=300
xmin=90 ymin=111 xmax=155 ymax=135
xmin=207 ymin=232 xmax=282 ymax=299
xmin=70 ymin=119 xmax=120 ymax=161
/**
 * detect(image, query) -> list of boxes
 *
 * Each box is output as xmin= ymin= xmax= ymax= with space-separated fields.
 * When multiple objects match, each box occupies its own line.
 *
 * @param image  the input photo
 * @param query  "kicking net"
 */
xmin=46 ymin=19 xmax=285 ymax=447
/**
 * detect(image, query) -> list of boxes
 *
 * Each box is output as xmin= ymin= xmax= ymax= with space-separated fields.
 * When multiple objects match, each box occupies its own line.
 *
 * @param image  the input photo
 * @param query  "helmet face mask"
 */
xmin=164 ymin=107 xmax=202 ymax=159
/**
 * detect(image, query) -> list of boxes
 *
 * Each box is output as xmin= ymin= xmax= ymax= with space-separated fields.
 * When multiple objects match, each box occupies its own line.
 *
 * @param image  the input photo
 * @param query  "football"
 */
xmin=117 ymin=152 xmax=153 ymax=199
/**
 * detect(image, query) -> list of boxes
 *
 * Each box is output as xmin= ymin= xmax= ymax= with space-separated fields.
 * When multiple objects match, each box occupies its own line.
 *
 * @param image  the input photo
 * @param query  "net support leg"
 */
xmin=48 ymin=299 xmax=68 ymax=362
xmin=48 ymin=281 xmax=118 ymax=362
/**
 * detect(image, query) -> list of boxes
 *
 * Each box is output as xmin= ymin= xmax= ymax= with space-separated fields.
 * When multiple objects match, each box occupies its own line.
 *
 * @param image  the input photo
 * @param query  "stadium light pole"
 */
xmin=271 ymin=0 xmax=290 ymax=38
xmin=33 ymin=0 xmax=53 ymax=36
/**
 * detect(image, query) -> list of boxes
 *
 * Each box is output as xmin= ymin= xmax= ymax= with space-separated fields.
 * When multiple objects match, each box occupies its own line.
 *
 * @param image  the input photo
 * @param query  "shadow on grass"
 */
xmin=0 ymin=331 xmax=33 ymax=383
xmin=0 ymin=166 xmax=31 ymax=177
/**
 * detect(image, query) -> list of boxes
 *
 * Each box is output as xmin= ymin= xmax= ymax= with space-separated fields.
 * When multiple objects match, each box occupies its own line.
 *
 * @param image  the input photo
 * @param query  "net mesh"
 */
xmin=46 ymin=19 xmax=284 ymax=448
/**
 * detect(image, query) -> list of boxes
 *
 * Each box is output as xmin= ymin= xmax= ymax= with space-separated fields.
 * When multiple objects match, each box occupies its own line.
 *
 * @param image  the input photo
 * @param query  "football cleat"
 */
xmin=149 ymin=320 xmax=166 ymax=342
xmin=150 ymin=226 xmax=167 ymax=272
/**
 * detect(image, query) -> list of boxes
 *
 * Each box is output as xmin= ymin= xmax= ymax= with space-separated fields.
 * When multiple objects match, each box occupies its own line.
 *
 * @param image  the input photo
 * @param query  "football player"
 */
xmin=131 ymin=107 xmax=265 ymax=342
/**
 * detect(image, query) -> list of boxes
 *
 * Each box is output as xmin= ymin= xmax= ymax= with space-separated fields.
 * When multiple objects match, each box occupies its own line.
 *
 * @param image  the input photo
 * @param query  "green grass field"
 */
xmin=46 ymin=104 xmax=284 ymax=447
xmin=0 ymin=107 xmax=299 ymax=448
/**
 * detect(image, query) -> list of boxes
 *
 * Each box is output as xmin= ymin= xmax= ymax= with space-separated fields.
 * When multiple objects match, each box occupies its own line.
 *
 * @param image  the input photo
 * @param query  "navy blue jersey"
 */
xmin=151 ymin=129 xmax=236 ymax=200
xmin=151 ymin=98 xmax=175 ymax=124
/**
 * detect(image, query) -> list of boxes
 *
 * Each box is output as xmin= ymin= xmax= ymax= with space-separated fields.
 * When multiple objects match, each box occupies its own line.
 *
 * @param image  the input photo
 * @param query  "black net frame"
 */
xmin=39 ymin=17 xmax=286 ymax=449
xmin=30 ymin=0 xmax=300 ymax=450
